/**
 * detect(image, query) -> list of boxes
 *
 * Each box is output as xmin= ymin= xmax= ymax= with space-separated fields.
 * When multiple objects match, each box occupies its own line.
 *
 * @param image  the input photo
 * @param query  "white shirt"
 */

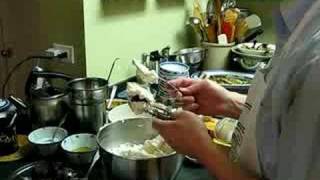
xmin=237 ymin=0 xmax=320 ymax=179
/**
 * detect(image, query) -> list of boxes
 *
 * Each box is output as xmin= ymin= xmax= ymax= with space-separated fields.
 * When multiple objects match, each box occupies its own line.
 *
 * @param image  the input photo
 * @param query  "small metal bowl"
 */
xmin=28 ymin=127 xmax=68 ymax=157
xmin=176 ymin=47 xmax=206 ymax=65
xmin=61 ymin=133 xmax=98 ymax=165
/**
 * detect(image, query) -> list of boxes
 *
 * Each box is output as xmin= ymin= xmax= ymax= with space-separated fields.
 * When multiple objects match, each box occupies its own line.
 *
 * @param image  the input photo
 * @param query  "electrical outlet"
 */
xmin=52 ymin=43 xmax=75 ymax=64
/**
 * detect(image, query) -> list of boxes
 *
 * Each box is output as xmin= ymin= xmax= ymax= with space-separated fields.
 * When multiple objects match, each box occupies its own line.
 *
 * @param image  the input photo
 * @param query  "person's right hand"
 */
xmin=169 ymin=78 xmax=242 ymax=117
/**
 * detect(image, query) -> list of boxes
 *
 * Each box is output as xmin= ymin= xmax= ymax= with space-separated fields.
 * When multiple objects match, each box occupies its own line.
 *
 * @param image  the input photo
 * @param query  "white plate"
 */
xmin=107 ymin=104 xmax=151 ymax=123
xmin=160 ymin=62 xmax=189 ymax=74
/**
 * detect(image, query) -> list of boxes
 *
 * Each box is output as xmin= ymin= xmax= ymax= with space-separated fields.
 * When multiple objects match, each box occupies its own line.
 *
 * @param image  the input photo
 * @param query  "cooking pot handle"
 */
xmin=8 ymin=96 xmax=28 ymax=110
xmin=25 ymin=71 xmax=73 ymax=97
xmin=29 ymin=71 xmax=73 ymax=80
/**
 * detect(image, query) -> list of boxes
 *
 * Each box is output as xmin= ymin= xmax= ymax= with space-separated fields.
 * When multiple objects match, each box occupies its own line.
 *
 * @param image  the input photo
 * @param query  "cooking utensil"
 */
xmin=222 ymin=0 xmax=236 ymax=11
xmin=107 ymin=86 xmax=118 ymax=110
xmin=51 ymin=113 xmax=68 ymax=143
xmin=245 ymin=14 xmax=262 ymax=29
xmin=175 ymin=47 xmax=206 ymax=74
xmin=67 ymin=77 xmax=108 ymax=133
xmin=25 ymin=70 xmax=72 ymax=128
xmin=193 ymin=0 xmax=205 ymax=26
xmin=214 ymin=0 xmax=222 ymax=35
xmin=243 ymin=28 xmax=264 ymax=42
xmin=84 ymin=151 xmax=100 ymax=178
xmin=97 ymin=118 xmax=183 ymax=180
xmin=28 ymin=126 xmax=68 ymax=157
xmin=189 ymin=17 xmax=208 ymax=42
xmin=106 ymin=58 xmax=120 ymax=84
xmin=61 ymin=133 xmax=98 ymax=165
xmin=206 ymin=0 xmax=214 ymax=22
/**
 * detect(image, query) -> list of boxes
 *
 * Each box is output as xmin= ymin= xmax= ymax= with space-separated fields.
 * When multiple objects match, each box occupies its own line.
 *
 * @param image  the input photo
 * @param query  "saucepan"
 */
xmin=97 ymin=118 xmax=183 ymax=180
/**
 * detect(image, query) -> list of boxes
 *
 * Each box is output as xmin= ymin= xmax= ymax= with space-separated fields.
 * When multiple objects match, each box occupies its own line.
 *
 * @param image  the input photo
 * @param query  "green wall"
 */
xmin=84 ymin=0 xmax=280 ymax=84
xmin=84 ymin=0 xmax=196 ymax=84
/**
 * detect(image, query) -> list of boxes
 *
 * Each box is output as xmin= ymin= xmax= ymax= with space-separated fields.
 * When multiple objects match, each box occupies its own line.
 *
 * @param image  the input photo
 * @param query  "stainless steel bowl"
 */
xmin=61 ymin=133 xmax=98 ymax=165
xmin=97 ymin=118 xmax=183 ymax=180
xmin=28 ymin=127 xmax=68 ymax=157
xmin=176 ymin=47 xmax=206 ymax=64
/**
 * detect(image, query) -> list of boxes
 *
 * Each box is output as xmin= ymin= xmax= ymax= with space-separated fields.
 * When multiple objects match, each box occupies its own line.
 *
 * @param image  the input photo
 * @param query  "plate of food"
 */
xmin=191 ymin=70 xmax=254 ymax=94
xmin=232 ymin=43 xmax=276 ymax=59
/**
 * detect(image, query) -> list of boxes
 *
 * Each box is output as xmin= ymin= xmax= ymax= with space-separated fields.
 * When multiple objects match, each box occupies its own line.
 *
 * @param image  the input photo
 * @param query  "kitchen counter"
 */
xmin=0 ymin=157 xmax=215 ymax=180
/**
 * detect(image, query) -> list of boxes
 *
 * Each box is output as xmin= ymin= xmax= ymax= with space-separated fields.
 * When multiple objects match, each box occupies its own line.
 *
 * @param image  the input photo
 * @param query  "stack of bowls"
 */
xmin=158 ymin=62 xmax=189 ymax=105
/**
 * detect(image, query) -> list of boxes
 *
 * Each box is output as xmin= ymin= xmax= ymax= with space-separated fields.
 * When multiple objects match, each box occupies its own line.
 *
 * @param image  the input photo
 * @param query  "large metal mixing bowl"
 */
xmin=97 ymin=118 xmax=183 ymax=180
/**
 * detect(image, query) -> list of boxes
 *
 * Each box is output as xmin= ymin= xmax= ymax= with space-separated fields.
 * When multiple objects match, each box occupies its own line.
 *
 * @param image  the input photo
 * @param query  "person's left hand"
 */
xmin=152 ymin=110 xmax=212 ymax=159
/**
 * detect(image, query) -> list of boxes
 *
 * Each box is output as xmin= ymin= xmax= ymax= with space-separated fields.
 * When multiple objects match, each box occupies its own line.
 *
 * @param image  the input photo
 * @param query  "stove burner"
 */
xmin=8 ymin=161 xmax=82 ymax=180
xmin=8 ymin=159 xmax=109 ymax=180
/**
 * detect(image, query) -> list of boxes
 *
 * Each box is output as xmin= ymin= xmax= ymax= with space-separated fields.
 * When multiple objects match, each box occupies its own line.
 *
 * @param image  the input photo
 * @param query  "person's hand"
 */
xmin=152 ymin=110 xmax=212 ymax=159
xmin=169 ymin=78 xmax=236 ymax=117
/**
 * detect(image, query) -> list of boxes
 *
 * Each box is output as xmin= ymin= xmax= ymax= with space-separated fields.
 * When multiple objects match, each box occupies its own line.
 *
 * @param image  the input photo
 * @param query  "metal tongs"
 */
xmin=128 ymin=97 xmax=179 ymax=120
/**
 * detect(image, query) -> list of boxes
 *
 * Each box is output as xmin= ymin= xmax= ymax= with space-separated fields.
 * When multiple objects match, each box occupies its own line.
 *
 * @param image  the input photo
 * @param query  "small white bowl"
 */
xmin=28 ymin=127 xmax=68 ymax=157
xmin=61 ymin=133 xmax=98 ymax=165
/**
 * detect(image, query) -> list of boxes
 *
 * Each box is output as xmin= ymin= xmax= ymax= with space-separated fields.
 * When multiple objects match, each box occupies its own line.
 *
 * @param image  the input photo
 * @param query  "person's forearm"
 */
xmin=198 ymin=144 xmax=258 ymax=180
xmin=224 ymin=92 xmax=247 ymax=119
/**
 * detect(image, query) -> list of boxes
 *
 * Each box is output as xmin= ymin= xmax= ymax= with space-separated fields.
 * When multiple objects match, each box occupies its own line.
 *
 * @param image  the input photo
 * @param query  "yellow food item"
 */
xmin=202 ymin=116 xmax=231 ymax=148
xmin=72 ymin=147 xmax=92 ymax=153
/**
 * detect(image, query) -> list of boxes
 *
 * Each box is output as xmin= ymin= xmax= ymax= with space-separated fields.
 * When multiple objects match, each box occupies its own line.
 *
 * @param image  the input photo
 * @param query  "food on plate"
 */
xmin=108 ymin=135 xmax=174 ymax=160
xmin=206 ymin=75 xmax=251 ymax=85
xmin=238 ymin=43 xmax=274 ymax=56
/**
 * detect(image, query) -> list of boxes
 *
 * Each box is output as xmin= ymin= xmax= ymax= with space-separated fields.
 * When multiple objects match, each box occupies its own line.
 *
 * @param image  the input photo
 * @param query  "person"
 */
xmin=153 ymin=0 xmax=320 ymax=179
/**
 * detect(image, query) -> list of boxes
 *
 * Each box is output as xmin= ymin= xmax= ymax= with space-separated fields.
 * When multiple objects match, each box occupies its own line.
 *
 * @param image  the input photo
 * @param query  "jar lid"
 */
xmin=0 ymin=99 xmax=10 ymax=112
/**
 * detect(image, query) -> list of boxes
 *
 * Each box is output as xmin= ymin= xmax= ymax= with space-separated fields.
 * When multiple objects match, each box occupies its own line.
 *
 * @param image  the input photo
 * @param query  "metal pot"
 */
xmin=30 ymin=88 xmax=70 ymax=128
xmin=25 ymin=71 xmax=72 ymax=128
xmin=97 ymin=118 xmax=183 ymax=180
xmin=67 ymin=78 xmax=108 ymax=133
xmin=175 ymin=47 xmax=206 ymax=74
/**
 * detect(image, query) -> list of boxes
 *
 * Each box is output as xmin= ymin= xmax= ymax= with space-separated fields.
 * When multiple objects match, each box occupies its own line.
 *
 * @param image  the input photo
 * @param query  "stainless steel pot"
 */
xmin=31 ymin=88 xmax=69 ymax=127
xmin=25 ymin=70 xmax=73 ymax=128
xmin=97 ymin=118 xmax=183 ymax=180
xmin=67 ymin=78 xmax=108 ymax=133
xmin=176 ymin=47 xmax=206 ymax=74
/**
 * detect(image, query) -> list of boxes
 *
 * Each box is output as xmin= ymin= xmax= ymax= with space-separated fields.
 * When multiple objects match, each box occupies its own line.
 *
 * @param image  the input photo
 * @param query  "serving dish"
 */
xmin=231 ymin=43 xmax=276 ymax=60
xmin=191 ymin=70 xmax=254 ymax=94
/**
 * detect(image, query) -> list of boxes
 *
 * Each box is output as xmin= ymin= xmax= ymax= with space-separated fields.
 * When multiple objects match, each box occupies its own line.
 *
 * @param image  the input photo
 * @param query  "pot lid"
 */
xmin=0 ymin=99 xmax=10 ymax=112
